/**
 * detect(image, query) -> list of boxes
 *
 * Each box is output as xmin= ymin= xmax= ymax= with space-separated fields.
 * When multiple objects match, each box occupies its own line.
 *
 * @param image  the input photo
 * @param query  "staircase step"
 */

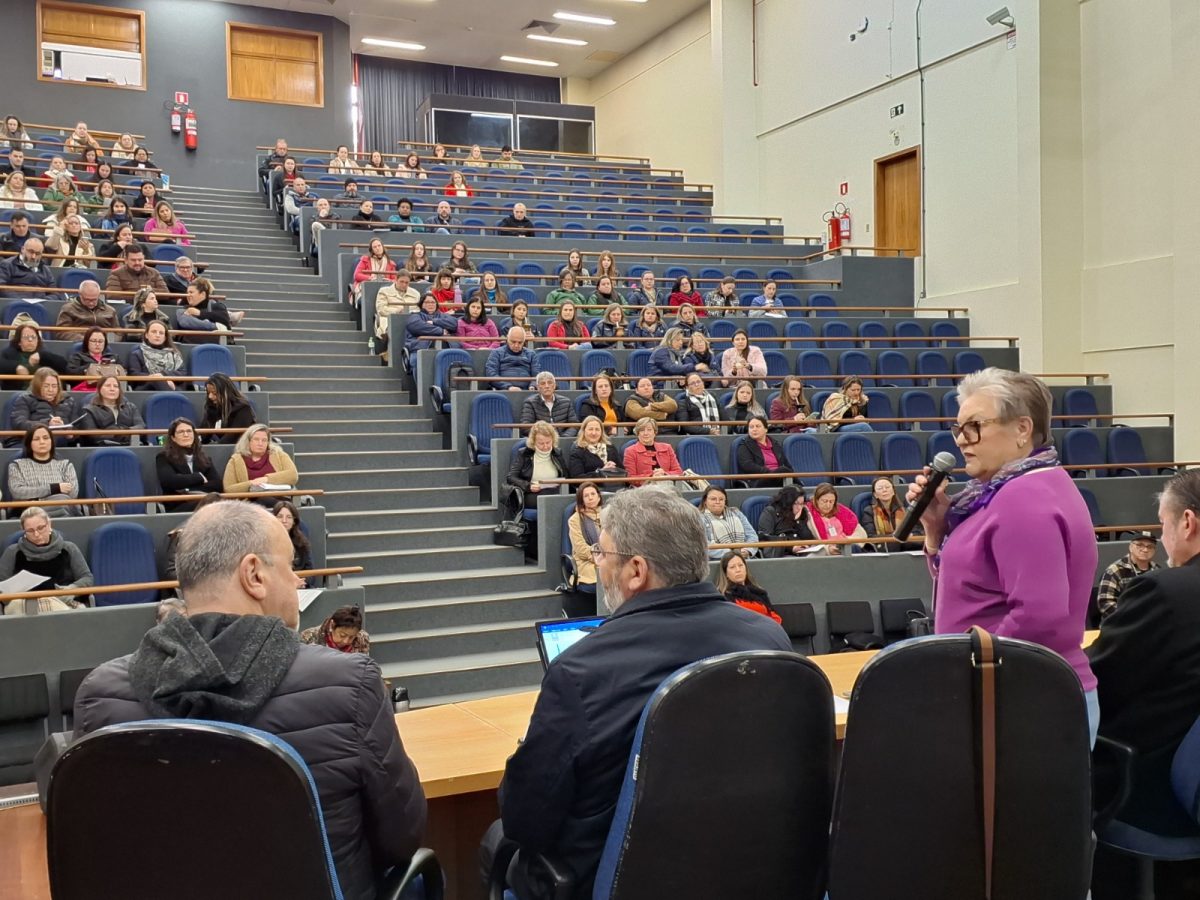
xmin=366 ymin=588 xmax=562 ymax=632
xmin=331 ymin=544 xmax=524 ymax=575
xmin=320 ymin=485 xmax=481 ymax=512
xmin=327 ymin=506 xmax=495 ymax=530
xmin=289 ymin=432 xmax=442 ymax=452
xmin=369 ymin=619 xmax=537 ymax=664
xmin=315 ymin=467 xmax=470 ymax=491
xmin=270 ymin=404 xmax=426 ymax=421
xmin=275 ymin=418 xmax=432 ymax=434
xmin=329 ymin=524 xmax=496 ymax=552
xmin=380 ymin=649 xmax=543 ymax=703
xmin=348 ymin=566 xmax=555 ymax=601
xmin=270 ymin=392 xmax=403 ymax=409
xmin=301 ymin=449 xmax=448 ymax=472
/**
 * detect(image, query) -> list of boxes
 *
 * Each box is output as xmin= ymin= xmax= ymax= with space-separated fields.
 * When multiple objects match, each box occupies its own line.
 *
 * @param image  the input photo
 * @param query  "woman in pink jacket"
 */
xmin=455 ymin=296 xmax=500 ymax=348
xmin=351 ymin=238 xmax=397 ymax=306
xmin=720 ymin=329 xmax=768 ymax=386
xmin=806 ymin=482 xmax=868 ymax=555
xmin=145 ymin=201 xmax=192 ymax=246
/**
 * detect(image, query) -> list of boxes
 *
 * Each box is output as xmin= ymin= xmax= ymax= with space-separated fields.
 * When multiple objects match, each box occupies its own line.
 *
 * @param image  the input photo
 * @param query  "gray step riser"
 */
xmin=271 ymin=404 xmax=427 ymax=420
xmin=266 ymin=380 xmax=408 ymax=392
xmin=371 ymin=627 xmax=533 ymax=664
xmin=384 ymin=661 xmax=542 ymax=704
xmin=275 ymin=419 xmax=432 ymax=434
xmin=317 ymin=469 xmax=469 ymax=491
xmin=241 ymin=339 xmax=371 ymax=353
xmin=230 ymin=299 xmax=338 ymax=310
xmin=329 ymin=527 xmax=494 ymax=553
xmin=273 ymin=394 xmax=404 ymax=409
xmin=302 ymin=452 xmax=443 ymax=473
xmin=329 ymin=507 xmax=495 ymax=529
xmin=319 ymin=486 xmax=480 ymax=511
xmin=367 ymin=594 xmax=561 ymax=632
xmin=355 ymin=568 xmax=554 ymax=601
xmin=290 ymin=434 xmax=442 ymax=452
xmin=249 ymin=360 xmax=385 ymax=371
xmin=336 ymin=545 xmax=522 ymax=575
xmin=240 ymin=316 xmax=348 ymax=326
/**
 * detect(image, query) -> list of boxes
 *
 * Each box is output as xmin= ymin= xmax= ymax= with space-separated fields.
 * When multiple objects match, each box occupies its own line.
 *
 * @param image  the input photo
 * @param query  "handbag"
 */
xmin=593 ymin=466 xmax=627 ymax=480
xmin=682 ymin=468 xmax=710 ymax=491
xmin=493 ymin=485 xmax=529 ymax=547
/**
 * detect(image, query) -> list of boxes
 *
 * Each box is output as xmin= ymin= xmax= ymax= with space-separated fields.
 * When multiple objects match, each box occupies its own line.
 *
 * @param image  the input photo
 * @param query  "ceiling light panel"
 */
xmin=362 ymin=38 xmax=426 ymax=50
xmin=500 ymin=55 xmax=561 ymax=67
xmin=553 ymin=11 xmax=617 ymax=26
xmin=527 ymin=34 xmax=589 ymax=46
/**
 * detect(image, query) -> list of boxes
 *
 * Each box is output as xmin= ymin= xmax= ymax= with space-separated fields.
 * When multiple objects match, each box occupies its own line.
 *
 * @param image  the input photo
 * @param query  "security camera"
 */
xmin=986 ymin=7 xmax=1015 ymax=27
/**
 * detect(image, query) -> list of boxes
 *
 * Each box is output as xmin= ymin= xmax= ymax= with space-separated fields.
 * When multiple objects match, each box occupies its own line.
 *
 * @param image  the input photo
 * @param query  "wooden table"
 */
xmin=0 ymin=634 xmax=1100 ymax=900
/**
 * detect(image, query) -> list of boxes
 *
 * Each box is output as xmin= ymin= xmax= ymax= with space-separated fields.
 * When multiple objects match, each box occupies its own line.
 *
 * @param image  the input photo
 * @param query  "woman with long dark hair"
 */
xmin=199 ymin=373 xmax=255 ymax=443
xmin=127 ymin=320 xmax=184 ymax=390
xmin=566 ymin=481 xmax=604 ymax=595
xmin=0 ymin=324 xmax=67 ymax=379
xmin=78 ymin=376 xmax=144 ymax=446
xmin=273 ymin=500 xmax=316 ymax=587
xmin=300 ymin=605 xmax=372 ymax=653
xmin=757 ymin=485 xmax=818 ymax=558
xmin=7 ymin=423 xmax=79 ymax=516
xmin=714 ymin=551 xmax=781 ymax=623
xmin=155 ymin=417 xmax=223 ymax=507
xmin=861 ymin=475 xmax=922 ymax=551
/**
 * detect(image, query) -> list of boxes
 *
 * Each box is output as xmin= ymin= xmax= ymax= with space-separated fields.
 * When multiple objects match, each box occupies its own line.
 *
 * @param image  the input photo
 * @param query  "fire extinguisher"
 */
xmin=184 ymin=109 xmax=198 ymax=152
xmin=823 ymin=203 xmax=852 ymax=250
xmin=170 ymin=106 xmax=182 ymax=134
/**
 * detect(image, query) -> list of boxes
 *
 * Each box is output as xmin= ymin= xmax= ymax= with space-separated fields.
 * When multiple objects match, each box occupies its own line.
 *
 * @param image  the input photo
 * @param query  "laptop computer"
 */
xmin=535 ymin=616 xmax=606 ymax=670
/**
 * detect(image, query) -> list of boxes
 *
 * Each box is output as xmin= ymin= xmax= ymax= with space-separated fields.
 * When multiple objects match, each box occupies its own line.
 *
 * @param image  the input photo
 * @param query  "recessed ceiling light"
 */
xmin=500 ymin=55 xmax=560 ymax=68
xmin=527 ymin=34 xmax=589 ymax=46
xmin=362 ymin=38 xmax=426 ymax=50
xmin=554 ymin=11 xmax=617 ymax=26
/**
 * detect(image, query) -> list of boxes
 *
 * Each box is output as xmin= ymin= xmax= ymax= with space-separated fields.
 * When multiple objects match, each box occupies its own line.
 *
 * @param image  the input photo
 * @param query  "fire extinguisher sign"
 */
xmin=174 ymin=91 xmax=189 ymax=106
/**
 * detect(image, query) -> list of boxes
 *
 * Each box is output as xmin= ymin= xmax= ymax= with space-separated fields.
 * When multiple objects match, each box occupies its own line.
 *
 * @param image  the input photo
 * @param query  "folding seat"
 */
xmin=766 ymin=268 xmax=794 ymax=283
xmin=187 ymin=344 xmax=237 ymax=380
xmin=708 ymin=319 xmax=737 ymax=351
xmin=626 ymin=349 xmax=652 ymax=378
xmin=930 ymin=320 xmax=965 ymax=347
xmin=940 ymin=391 xmax=960 ymax=429
xmin=826 ymin=601 xmax=883 ymax=652
xmin=838 ymin=350 xmax=872 ymax=379
xmin=732 ymin=268 xmax=758 ymax=282
xmin=57 ymin=269 xmax=94 ymax=291
xmin=1061 ymin=388 xmax=1100 ymax=428
xmin=898 ymin=390 xmax=937 ymax=429
xmin=880 ymin=432 xmax=924 ymax=473
xmin=777 ymin=603 xmax=818 ymax=655
xmin=927 ymin=431 xmax=966 ymax=480
xmin=82 ymin=448 xmax=150 ymax=515
xmin=0 ymin=673 xmax=49 ymax=786
xmin=516 ymin=262 xmax=545 ymax=277
xmin=879 ymin=598 xmax=929 ymax=645
xmin=534 ymin=349 xmax=572 ymax=380
xmin=2 ymin=300 xmax=49 ymax=326
xmin=807 ymin=294 xmax=838 ymax=317
xmin=151 ymin=245 xmax=189 ymax=263
xmin=740 ymin=495 xmax=771 ymax=529
xmin=676 ymin=436 xmax=724 ymax=488
xmin=748 ymin=320 xmax=781 ymax=350
xmin=832 ymin=433 xmax=878 ymax=486
xmin=822 ymin=321 xmax=853 ymax=346
xmin=785 ymin=320 xmax=817 ymax=349
xmin=664 ymin=266 xmax=690 ymax=281
xmin=467 ymin=393 xmax=514 ymax=466
xmin=1060 ymin=428 xmax=1104 ymax=477
xmin=507 ymin=287 xmax=536 ymax=306
xmin=763 ymin=351 xmax=790 ymax=379
xmin=857 ymin=321 xmax=889 ymax=348
xmin=915 ymin=352 xmax=953 ymax=388
xmin=877 ymin=350 xmax=913 ymax=388
xmin=430 ymin=348 xmax=473 ymax=413
xmin=893 ymin=319 xmax=928 ymax=348
xmin=88 ymin=522 xmax=159 ymax=606
xmin=953 ymin=351 xmax=986 ymax=376
xmin=1107 ymin=427 xmax=1165 ymax=477
xmin=143 ymin=393 xmax=197 ymax=438
xmin=580 ymin=349 xmax=617 ymax=378
xmin=797 ymin=351 xmax=835 ymax=388
xmin=864 ymin=390 xmax=897 ymax=432
xmin=656 ymin=227 xmax=683 ymax=242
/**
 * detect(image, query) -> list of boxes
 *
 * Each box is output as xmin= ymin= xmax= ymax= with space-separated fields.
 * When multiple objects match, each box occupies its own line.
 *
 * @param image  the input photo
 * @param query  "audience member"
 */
xmin=74 ymin=500 xmax=428 ymax=899
xmin=591 ymin=303 xmax=630 ymax=349
xmin=300 ymin=604 xmax=372 ymax=653
xmin=77 ymin=375 xmax=144 ymax=445
xmin=200 ymin=373 xmax=256 ymax=443
xmin=273 ymin=500 xmax=317 ymax=588
xmin=156 ymin=418 xmax=223 ymax=504
xmin=566 ymin=482 xmax=604 ymax=597
xmin=506 ymin=421 xmax=567 ymax=513
xmin=721 ymin=330 xmax=767 ymax=386
xmin=469 ymin=271 xmax=508 ymax=312
xmin=700 ymin=485 xmax=759 ymax=559
xmin=42 ymin=174 xmax=79 ymax=205
xmin=338 ymin=178 xmax=360 ymax=202
xmin=105 ymin=245 xmax=168 ymax=294
xmin=559 ymin=249 xmax=591 ymax=287
xmin=860 ymin=475 xmax=922 ymax=551
xmin=623 ymin=376 xmax=677 ymax=425
xmin=111 ymin=133 xmax=139 ymax=160
xmin=500 ymin=299 xmax=541 ymax=340
xmin=95 ymin=223 xmax=148 ymax=266
xmin=496 ymin=202 xmax=536 ymax=237
xmin=770 ymin=375 xmax=814 ymax=433
xmin=567 ymin=418 xmax=620 ymax=479
xmin=54 ymin=280 xmax=116 ymax=339
xmin=0 ymin=211 xmax=32 ymax=254
xmin=43 ymin=196 xmax=92 ymax=232
xmin=578 ymin=374 xmax=621 ymax=433
xmin=0 ymin=507 xmax=91 ymax=613
xmin=464 ymin=145 xmax=488 ymax=168
xmin=352 ymin=238 xmax=396 ymax=306
xmin=398 ymin=153 xmax=427 ymax=180
xmin=667 ymin=276 xmax=704 ymax=314
xmin=327 ymin=144 xmax=359 ymax=175
xmin=310 ymin=197 xmax=337 ymax=261
xmin=443 ymin=170 xmax=474 ymax=198
xmin=160 ymin=254 xmax=197 ymax=295
xmin=445 ymin=240 xmax=479 ymax=287
xmin=128 ymin=320 xmax=185 ymax=390
xmin=405 ymin=241 xmax=434 ymax=280
xmin=432 ymin=143 xmax=448 ymax=161
xmin=492 ymin=145 xmax=521 ymax=171
xmin=128 ymin=180 xmax=162 ymax=216
xmin=374 ymin=270 xmax=419 ymax=363
xmin=63 ymin=121 xmax=101 ymax=155
xmin=87 ymin=177 xmax=117 ymax=207
xmin=9 ymin=369 xmax=81 ymax=444
xmin=43 ymin=213 xmax=94 ymax=268
xmin=430 ymin=269 xmax=457 ymax=311
xmin=282 ymin=175 xmax=317 ymax=229
xmin=0 ymin=323 xmax=67 ymax=379
xmin=485 ymin=328 xmax=538 ymax=392
xmin=704 ymin=276 xmax=739 ymax=317
xmin=627 ymin=270 xmax=659 ymax=307
xmin=387 ymin=197 xmax=423 ymax=233
xmin=821 ymin=375 xmax=873 ymax=432
xmin=75 ymin=146 xmax=102 ymax=179
xmin=1096 ymin=532 xmax=1161 ymax=621
xmin=360 ymin=150 xmax=392 ymax=178
xmin=6 ymin=424 xmax=80 ymax=516
xmin=129 ymin=146 xmax=159 ymax=177
xmin=622 ymin=417 xmax=683 ymax=486
xmin=0 ymin=116 xmax=33 ymax=151
xmin=627 ymin=304 xmax=666 ymax=344
xmin=545 ymin=300 xmax=590 ymax=350
xmin=66 ymin=326 xmax=122 ymax=390
xmin=0 ymin=148 xmax=34 ymax=179
xmin=675 ymin=371 xmax=721 ymax=436
xmin=404 ymin=293 xmax=458 ymax=355
xmin=748 ymin=280 xmax=787 ymax=318
xmin=715 ymin=551 xmax=782 ymax=623
xmin=0 ymin=237 xmax=57 ymax=298
xmin=590 ymin=274 xmax=625 ymax=311
xmin=593 ymin=250 xmax=619 ymax=284
xmin=123 ymin=286 xmax=170 ymax=337
xmin=351 ymin=199 xmax=384 ymax=230
xmin=456 ymin=295 xmax=501 ymax=349
xmin=737 ymin=415 xmax=785 ymax=478
xmin=648 ymin=327 xmax=696 ymax=382
xmin=672 ymin=303 xmax=707 ymax=339
xmin=757 ymin=485 xmax=818 ymax=558
xmin=145 ymin=200 xmax=191 ymax=245
xmin=807 ymin=483 xmax=867 ymax=555
xmin=724 ymin=380 xmax=766 ymax=434
xmin=520 ymin=372 xmax=578 ymax=436
xmin=177 ymin=277 xmax=232 ymax=340
xmin=0 ymin=171 xmax=43 ymax=211
xmin=99 ymin=198 xmax=132 ymax=233
xmin=224 ymin=423 xmax=299 ymax=496
xmin=489 ymin=488 xmax=788 ymax=898
xmin=684 ymin=332 xmax=716 ymax=371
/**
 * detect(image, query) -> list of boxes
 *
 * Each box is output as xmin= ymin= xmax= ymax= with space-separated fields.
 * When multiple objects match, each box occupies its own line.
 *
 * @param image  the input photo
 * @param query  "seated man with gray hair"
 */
xmin=484 ymin=488 xmax=790 ymax=898
xmin=519 ymin=371 xmax=579 ymax=438
xmin=0 ymin=506 xmax=92 ymax=615
xmin=74 ymin=501 xmax=427 ymax=900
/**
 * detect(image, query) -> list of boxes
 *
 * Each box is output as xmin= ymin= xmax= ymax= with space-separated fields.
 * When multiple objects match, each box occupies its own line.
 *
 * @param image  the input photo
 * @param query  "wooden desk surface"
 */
xmin=398 ymin=704 xmax=517 ymax=799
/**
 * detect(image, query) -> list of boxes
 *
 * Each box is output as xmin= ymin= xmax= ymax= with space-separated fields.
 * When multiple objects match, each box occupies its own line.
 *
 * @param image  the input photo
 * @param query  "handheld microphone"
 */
xmin=894 ymin=451 xmax=958 ymax=542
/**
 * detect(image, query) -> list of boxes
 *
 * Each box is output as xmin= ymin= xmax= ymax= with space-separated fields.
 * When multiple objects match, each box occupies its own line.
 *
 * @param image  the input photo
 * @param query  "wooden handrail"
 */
xmin=314 ymin=199 xmax=779 ymax=225
xmin=309 ymin=182 xmax=716 ymax=209
xmin=0 ymin=249 xmax=198 ymax=267
xmin=263 ymin=142 xmax=653 ymax=169
xmin=0 ymin=285 xmax=228 ymax=301
xmin=489 ymin=412 xmax=1171 ymax=429
xmin=0 ymin=565 xmax=363 ymax=604
xmin=797 ymin=245 xmax=914 ymax=261
xmin=26 ymin=223 xmax=198 ymax=242
xmin=460 ymin=370 xmax=1109 ymax=389
xmin=0 ymin=375 xmax=265 ymax=384
xmin=327 ymin=220 xmax=802 ymax=243
xmin=440 ymin=334 xmax=1017 ymax=346
xmin=25 ymin=123 xmax=147 ymax=140
xmin=332 ymin=240 xmax=857 ymax=265
xmin=0 ymin=425 xmax=286 ymax=437
xmin=0 ymin=324 xmax=244 ymax=339
xmin=708 ymin=523 xmax=1163 ymax=552
xmin=0 ymin=488 xmax=319 ymax=511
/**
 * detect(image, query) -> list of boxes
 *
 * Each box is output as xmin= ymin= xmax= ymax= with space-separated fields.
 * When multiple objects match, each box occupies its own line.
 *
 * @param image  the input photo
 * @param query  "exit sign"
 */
xmin=174 ymin=91 xmax=189 ymax=105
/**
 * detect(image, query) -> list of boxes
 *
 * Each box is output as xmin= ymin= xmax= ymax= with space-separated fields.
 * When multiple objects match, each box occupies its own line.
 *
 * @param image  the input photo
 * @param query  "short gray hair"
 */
xmin=535 ymin=371 xmax=556 ymax=386
xmin=176 ymin=501 xmax=279 ymax=593
xmin=19 ymin=506 xmax=49 ymax=527
xmin=600 ymin=489 xmax=708 ymax=588
xmin=1160 ymin=469 xmax=1200 ymax=519
xmin=957 ymin=367 xmax=1053 ymax=447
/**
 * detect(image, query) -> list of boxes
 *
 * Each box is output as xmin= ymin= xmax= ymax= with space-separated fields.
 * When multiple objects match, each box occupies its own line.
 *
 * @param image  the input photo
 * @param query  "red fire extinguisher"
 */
xmin=184 ymin=109 xmax=198 ymax=152
xmin=823 ymin=203 xmax=852 ymax=250
xmin=170 ymin=106 xmax=182 ymax=134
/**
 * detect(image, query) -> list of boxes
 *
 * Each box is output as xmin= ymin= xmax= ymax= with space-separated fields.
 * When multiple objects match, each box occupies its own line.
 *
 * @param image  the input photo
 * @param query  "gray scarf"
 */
xmin=139 ymin=341 xmax=183 ymax=374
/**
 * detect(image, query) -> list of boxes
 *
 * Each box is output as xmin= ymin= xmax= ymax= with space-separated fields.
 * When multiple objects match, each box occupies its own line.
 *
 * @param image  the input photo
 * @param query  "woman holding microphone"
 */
xmin=906 ymin=368 xmax=1100 ymax=744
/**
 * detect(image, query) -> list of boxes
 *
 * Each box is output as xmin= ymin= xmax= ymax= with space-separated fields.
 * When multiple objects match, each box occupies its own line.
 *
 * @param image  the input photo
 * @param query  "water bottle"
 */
xmin=391 ymin=686 xmax=410 ymax=713
xmin=160 ymin=172 xmax=170 ymax=191
xmin=453 ymin=281 xmax=462 ymax=307
xmin=368 ymin=336 xmax=376 ymax=356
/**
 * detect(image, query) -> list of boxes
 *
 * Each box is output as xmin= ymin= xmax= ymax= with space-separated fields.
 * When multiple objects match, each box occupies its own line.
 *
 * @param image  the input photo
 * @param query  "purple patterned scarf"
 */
xmin=944 ymin=446 xmax=1059 ymax=537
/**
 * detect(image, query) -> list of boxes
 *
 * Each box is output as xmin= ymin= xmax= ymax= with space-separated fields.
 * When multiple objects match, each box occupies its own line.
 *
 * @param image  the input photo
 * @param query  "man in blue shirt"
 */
xmin=485 ymin=328 xmax=537 ymax=391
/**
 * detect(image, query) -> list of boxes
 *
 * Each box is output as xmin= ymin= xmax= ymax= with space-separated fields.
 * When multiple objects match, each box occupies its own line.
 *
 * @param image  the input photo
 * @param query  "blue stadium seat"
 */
xmin=1107 ymin=427 xmax=1157 ymax=477
xmin=467 ymin=393 xmax=512 ymax=466
xmin=507 ymin=287 xmax=536 ymax=306
xmin=784 ymin=320 xmax=817 ymax=348
xmin=807 ymin=294 xmax=838 ymax=318
xmin=927 ymin=431 xmax=967 ymax=480
xmin=732 ymin=268 xmax=758 ymax=282
xmin=478 ymin=260 xmax=507 ymax=276
xmin=953 ymin=351 xmax=986 ymax=375
xmin=881 ymin=433 xmax=924 ymax=473
xmin=677 ymin=437 xmax=724 ymax=488
xmin=1078 ymin=487 xmax=1104 ymax=534
xmin=748 ymin=320 xmax=780 ymax=349
xmin=664 ymin=267 xmax=689 ymax=281
xmin=698 ymin=268 xmax=725 ymax=287
xmin=88 ymin=522 xmax=159 ymax=606
xmin=516 ymin=262 xmax=545 ymax=277
xmin=931 ymin=321 xmax=965 ymax=347
xmin=143 ymin=393 xmax=197 ymax=440
xmin=430 ymin=348 xmax=473 ymax=413
xmin=916 ymin=352 xmax=953 ymax=388
xmin=2 ymin=300 xmax=50 ymax=326
xmin=151 ymin=244 xmax=189 ymax=263
xmin=857 ymin=321 xmax=889 ymax=348
xmin=821 ymin=321 xmax=853 ymax=346
xmin=893 ymin=320 xmax=928 ymax=348
xmin=627 ymin=350 xmax=652 ymax=378
xmin=832 ymin=433 xmax=877 ymax=485
xmin=82 ymin=448 xmax=148 ymax=515
xmin=850 ymin=491 xmax=873 ymax=523
xmin=940 ymin=391 xmax=960 ymax=430
xmin=877 ymin=350 xmax=913 ymax=388
xmin=534 ymin=350 xmax=572 ymax=380
xmin=898 ymin=390 xmax=938 ymax=429
xmin=838 ymin=350 xmax=872 ymax=378
xmin=580 ymin=349 xmax=617 ymax=378
xmin=57 ymin=269 xmax=93 ymax=291
xmin=187 ymin=345 xmax=237 ymax=380
xmin=797 ymin=351 xmax=835 ymax=388
xmin=864 ymin=390 xmax=896 ymax=432
xmin=708 ymin=319 xmax=737 ymax=351
xmin=762 ymin=351 xmax=790 ymax=379
xmin=783 ymin=434 xmax=829 ymax=488
xmin=741 ymin=494 xmax=771 ymax=529
xmin=1061 ymin=388 xmax=1100 ymax=428
xmin=595 ymin=223 xmax=617 ymax=233
xmin=766 ymin=269 xmax=794 ymax=283
xmin=1061 ymin=428 xmax=1104 ymax=478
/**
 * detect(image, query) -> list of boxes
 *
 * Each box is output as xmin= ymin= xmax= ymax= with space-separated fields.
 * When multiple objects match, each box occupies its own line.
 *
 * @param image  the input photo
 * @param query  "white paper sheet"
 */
xmin=0 ymin=569 xmax=50 ymax=594
xmin=297 ymin=588 xmax=324 ymax=612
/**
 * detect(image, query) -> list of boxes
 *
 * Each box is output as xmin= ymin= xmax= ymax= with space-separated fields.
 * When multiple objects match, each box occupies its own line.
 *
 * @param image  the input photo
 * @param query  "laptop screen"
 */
xmin=535 ymin=616 xmax=606 ymax=669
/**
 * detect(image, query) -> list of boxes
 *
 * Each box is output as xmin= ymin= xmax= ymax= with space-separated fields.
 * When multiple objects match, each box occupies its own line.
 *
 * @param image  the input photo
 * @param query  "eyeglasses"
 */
xmin=591 ymin=543 xmax=640 ymax=562
xmin=23 ymin=522 xmax=50 ymax=537
xmin=950 ymin=417 xmax=1004 ymax=446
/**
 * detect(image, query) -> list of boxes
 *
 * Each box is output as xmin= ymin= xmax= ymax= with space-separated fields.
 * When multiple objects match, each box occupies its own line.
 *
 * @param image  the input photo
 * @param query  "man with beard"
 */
xmin=482 ymin=488 xmax=789 ymax=899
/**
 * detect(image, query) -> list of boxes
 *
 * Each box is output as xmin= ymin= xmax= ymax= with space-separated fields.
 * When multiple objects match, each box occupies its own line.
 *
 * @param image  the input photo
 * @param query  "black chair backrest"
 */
xmin=828 ymin=634 xmax=1093 ymax=900
xmin=58 ymin=668 xmax=94 ymax=718
xmin=878 ymin=597 xmax=927 ymax=644
xmin=596 ymin=650 xmax=834 ymax=900
xmin=826 ymin=600 xmax=880 ymax=652
xmin=47 ymin=720 xmax=343 ymax=900
xmin=777 ymin=602 xmax=817 ymax=655
xmin=0 ymin=673 xmax=50 ymax=786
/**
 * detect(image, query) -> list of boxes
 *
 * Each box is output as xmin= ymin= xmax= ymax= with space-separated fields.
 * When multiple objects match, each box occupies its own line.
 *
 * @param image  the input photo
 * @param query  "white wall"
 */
xmin=564 ymin=8 xmax=717 ymax=186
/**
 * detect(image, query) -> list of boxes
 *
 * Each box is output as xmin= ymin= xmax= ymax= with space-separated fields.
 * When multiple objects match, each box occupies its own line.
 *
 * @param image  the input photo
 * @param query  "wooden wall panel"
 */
xmin=227 ymin=22 xmax=323 ymax=107
xmin=37 ymin=1 xmax=146 ymax=89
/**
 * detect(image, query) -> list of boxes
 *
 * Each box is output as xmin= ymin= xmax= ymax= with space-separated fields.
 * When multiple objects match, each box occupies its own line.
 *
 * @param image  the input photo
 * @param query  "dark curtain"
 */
xmin=356 ymin=54 xmax=561 ymax=151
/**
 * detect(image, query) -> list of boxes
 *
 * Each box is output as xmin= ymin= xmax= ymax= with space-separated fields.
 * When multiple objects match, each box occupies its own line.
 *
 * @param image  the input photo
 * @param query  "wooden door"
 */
xmin=874 ymin=148 xmax=921 ymax=256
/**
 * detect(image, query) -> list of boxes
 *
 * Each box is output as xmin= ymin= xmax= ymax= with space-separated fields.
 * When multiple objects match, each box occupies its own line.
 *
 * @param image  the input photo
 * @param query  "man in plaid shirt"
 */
xmin=1097 ymin=532 xmax=1161 ymax=620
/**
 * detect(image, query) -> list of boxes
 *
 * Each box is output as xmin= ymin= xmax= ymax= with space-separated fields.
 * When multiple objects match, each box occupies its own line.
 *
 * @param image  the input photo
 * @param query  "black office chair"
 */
xmin=47 ymin=719 xmax=443 ymax=900
xmin=826 ymin=600 xmax=883 ymax=652
xmin=828 ymin=631 xmax=1093 ymax=899
xmin=494 ymin=650 xmax=835 ymax=900
xmin=777 ymin=602 xmax=818 ymax=654
xmin=0 ymin=673 xmax=49 ymax=787
xmin=878 ymin=597 xmax=928 ymax=645
xmin=57 ymin=667 xmax=94 ymax=731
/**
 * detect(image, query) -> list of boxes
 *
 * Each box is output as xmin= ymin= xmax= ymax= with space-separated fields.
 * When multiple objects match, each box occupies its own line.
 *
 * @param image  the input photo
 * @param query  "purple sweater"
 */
xmin=455 ymin=318 xmax=500 ymax=349
xmin=930 ymin=466 xmax=1097 ymax=691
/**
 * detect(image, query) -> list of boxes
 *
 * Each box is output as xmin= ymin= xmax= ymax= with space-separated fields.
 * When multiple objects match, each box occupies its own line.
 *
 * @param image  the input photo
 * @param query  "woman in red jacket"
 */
xmin=622 ymin=417 xmax=684 ymax=486
xmin=668 ymin=275 xmax=706 ymax=315
xmin=351 ymin=238 xmax=396 ymax=307
xmin=443 ymin=170 xmax=474 ymax=197
xmin=545 ymin=300 xmax=591 ymax=350
xmin=431 ymin=269 xmax=458 ymax=312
